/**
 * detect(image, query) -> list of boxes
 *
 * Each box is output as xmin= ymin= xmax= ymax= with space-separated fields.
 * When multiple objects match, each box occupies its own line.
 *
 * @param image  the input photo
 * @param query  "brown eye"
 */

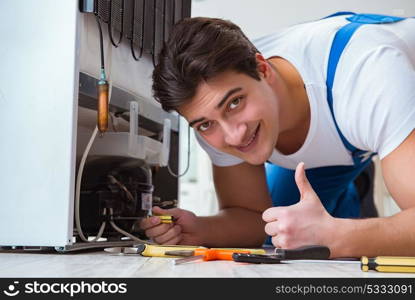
xmin=198 ymin=121 xmax=211 ymax=132
xmin=229 ymin=97 xmax=242 ymax=110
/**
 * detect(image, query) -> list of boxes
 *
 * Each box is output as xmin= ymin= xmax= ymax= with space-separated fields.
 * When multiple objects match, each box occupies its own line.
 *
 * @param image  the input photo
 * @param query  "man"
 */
xmin=141 ymin=13 xmax=415 ymax=258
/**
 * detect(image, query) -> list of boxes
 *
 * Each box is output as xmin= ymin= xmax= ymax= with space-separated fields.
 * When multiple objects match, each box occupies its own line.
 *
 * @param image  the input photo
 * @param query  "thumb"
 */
xmin=294 ymin=162 xmax=315 ymax=199
xmin=151 ymin=206 xmax=167 ymax=215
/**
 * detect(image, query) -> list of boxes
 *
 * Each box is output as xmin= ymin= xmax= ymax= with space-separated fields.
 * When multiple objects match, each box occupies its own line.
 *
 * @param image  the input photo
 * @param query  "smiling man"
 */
xmin=140 ymin=14 xmax=415 ymax=257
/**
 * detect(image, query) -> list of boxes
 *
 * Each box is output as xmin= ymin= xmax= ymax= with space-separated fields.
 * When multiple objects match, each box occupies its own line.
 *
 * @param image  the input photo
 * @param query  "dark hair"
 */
xmin=152 ymin=17 xmax=260 ymax=112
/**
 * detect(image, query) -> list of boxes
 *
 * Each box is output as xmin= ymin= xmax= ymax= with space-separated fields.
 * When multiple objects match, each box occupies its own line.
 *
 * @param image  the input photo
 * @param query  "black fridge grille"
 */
xmin=92 ymin=0 xmax=191 ymax=64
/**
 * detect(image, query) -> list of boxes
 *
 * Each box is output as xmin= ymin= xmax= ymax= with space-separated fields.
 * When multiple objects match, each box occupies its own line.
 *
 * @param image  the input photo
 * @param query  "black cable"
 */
xmin=151 ymin=0 xmax=157 ymax=67
xmin=130 ymin=0 xmax=144 ymax=61
xmin=131 ymin=37 xmax=143 ymax=61
xmin=95 ymin=15 xmax=105 ymax=70
xmin=108 ymin=0 xmax=124 ymax=47
xmin=151 ymin=51 xmax=156 ymax=67
xmin=167 ymin=122 xmax=191 ymax=178
xmin=95 ymin=13 xmax=108 ymax=134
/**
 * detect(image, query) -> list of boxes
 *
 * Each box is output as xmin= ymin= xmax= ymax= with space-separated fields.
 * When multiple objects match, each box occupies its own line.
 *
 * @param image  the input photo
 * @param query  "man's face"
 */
xmin=179 ymin=67 xmax=281 ymax=165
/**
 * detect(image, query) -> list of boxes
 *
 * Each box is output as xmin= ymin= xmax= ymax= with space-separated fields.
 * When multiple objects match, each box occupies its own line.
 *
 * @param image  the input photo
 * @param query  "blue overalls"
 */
xmin=265 ymin=13 xmax=407 ymax=243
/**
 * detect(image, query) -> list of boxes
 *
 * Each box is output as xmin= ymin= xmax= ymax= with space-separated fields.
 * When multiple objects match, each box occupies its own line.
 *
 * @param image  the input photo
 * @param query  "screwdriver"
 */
xmin=156 ymin=215 xmax=174 ymax=224
xmin=361 ymin=256 xmax=415 ymax=273
xmin=232 ymin=245 xmax=331 ymax=263
xmin=167 ymin=249 xmax=251 ymax=265
xmin=146 ymin=214 xmax=174 ymax=224
xmin=232 ymin=245 xmax=415 ymax=274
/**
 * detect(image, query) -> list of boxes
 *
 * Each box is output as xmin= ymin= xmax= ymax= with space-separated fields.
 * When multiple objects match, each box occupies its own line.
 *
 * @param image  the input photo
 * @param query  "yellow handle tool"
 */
xmin=156 ymin=215 xmax=174 ymax=224
xmin=145 ymin=214 xmax=174 ymax=224
xmin=140 ymin=244 xmax=266 ymax=258
xmin=140 ymin=244 xmax=203 ymax=257
xmin=361 ymin=256 xmax=415 ymax=273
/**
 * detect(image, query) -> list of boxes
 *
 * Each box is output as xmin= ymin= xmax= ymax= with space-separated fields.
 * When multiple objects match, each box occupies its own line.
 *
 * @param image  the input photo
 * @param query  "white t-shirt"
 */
xmin=196 ymin=15 xmax=415 ymax=169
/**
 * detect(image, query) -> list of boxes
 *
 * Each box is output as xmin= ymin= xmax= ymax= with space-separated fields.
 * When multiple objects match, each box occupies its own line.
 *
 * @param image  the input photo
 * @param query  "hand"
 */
xmin=262 ymin=162 xmax=335 ymax=250
xmin=139 ymin=206 xmax=201 ymax=245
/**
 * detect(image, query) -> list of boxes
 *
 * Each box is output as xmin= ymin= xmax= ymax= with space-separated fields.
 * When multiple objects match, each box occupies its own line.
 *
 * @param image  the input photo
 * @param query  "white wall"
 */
xmin=178 ymin=0 xmax=414 ymax=216
xmin=192 ymin=0 xmax=415 ymax=39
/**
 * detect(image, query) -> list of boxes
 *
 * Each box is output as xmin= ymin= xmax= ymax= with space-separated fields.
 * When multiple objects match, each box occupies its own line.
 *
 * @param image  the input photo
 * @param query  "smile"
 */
xmin=236 ymin=124 xmax=260 ymax=152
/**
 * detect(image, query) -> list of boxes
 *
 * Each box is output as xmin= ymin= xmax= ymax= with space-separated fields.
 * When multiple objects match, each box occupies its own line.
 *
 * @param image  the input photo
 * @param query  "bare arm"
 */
xmin=196 ymin=162 xmax=272 ymax=248
xmin=141 ymin=161 xmax=271 ymax=247
xmin=331 ymin=129 xmax=415 ymax=257
xmin=262 ymin=130 xmax=415 ymax=257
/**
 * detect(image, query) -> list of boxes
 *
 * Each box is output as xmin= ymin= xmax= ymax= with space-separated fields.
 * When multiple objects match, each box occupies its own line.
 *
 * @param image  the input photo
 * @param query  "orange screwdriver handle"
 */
xmin=194 ymin=249 xmax=250 ymax=261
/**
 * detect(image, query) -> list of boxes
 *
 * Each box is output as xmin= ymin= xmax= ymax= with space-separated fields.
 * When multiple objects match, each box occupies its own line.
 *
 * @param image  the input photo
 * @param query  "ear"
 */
xmin=255 ymin=53 xmax=273 ymax=82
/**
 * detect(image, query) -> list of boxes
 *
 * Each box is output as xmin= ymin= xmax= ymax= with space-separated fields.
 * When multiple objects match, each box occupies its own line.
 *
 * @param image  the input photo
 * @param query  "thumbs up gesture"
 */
xmin=262 ymin=162 xmax=335 ymax=250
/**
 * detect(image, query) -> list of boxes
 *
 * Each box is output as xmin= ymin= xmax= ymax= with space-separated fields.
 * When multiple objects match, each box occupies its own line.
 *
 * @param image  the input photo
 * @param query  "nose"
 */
xmin=222 ymin=121 xmax=247 ymax=146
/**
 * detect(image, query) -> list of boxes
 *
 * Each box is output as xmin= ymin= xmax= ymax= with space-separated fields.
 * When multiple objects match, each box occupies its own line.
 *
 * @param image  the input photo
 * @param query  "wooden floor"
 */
xmin=1 ymin=250 xmax=414 ymax=278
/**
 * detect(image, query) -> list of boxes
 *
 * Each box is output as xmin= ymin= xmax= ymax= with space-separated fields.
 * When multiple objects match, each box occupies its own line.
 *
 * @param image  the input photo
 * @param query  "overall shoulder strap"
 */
xmin=325 ymin=13 xmax=406 ymax=165
xmin=322 ymin=11 xmax=355 ymax=19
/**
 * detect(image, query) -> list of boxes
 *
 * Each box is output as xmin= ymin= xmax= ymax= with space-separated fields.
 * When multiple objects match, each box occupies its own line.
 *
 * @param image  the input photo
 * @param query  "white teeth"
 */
xmin=241 ymin=131 xmax=256 ymax=147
